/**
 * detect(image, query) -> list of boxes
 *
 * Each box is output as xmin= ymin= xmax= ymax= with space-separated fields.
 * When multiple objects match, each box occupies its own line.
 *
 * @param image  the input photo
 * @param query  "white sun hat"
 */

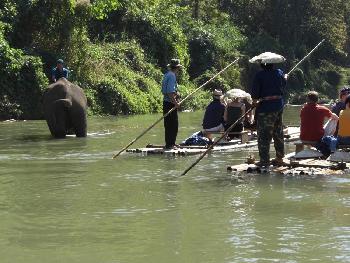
xmin=249 ymin=52 xmax=286 ymax=64
xmin=212 ymin=89 xmax=223 ymax=98
xmin=224 ymin=89 xmax=252 ymax=104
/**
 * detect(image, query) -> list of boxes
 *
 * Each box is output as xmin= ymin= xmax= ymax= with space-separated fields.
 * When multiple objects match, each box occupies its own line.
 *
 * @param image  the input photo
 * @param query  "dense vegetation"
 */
xmin=0 ymin=0 xmax=349 ymax=119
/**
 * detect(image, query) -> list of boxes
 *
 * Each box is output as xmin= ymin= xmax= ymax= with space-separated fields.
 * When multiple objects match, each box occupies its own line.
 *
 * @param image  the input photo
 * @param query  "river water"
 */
xmin=0 ymin=107 xmax=349 ymax=263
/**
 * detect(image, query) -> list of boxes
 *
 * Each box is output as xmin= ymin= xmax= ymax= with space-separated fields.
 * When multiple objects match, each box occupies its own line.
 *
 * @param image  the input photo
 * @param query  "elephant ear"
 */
xmin=54 ymin=99 xmax=72 ymax=108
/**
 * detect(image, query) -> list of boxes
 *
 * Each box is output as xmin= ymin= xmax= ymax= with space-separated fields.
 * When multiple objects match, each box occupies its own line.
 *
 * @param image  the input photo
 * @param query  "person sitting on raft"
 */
xmin=331 ymin=86 xmax=350 ymax=135
xmin=332 ymin=86 xmax=350 ymax=116
xmin=337 ymin=95 xmax=350 ymax=145
xmin=202 ymin=89 xmax=225 ymax=139
xmin=224 ymin=97 xmax=245 ymax=140
xmin=300 ymin=91 xmax=338 ymax=142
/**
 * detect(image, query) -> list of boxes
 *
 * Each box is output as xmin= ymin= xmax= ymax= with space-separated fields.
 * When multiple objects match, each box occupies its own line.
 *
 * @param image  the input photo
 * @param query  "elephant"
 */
xmin=43 ymin=78 xmax=87 ymax=138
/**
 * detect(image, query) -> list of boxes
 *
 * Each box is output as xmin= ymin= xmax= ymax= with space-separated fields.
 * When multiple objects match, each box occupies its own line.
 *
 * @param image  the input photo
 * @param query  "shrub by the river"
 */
xmin=185 ymin=19 xmax=245 ymax=80
xmin=0 ymin=22 xmax=48 ymax=120
xmin=2 ymin=0 xmax=349 ymax=119
xmin=79 ymin=40 xmax=209 ymax=115
xmin=89 ymin=1 xmax=190 ymax=69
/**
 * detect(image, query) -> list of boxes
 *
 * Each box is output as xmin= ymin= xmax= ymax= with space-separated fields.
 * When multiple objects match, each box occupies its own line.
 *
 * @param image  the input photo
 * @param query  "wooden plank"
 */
xmin=146 ymin=144 xmax=209 ymax=149
xmin=207 ymin=131 xmax=249 ymax=135
xmin=128 ymin=140 xmax=260 ymax=155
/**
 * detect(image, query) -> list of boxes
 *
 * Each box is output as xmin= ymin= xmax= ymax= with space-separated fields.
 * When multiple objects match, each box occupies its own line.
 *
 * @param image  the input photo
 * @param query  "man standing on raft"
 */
xmin=250 ymin=52 xmax=288 ymax=167
xmin=161 ymin=59 xmax=182 ymax=149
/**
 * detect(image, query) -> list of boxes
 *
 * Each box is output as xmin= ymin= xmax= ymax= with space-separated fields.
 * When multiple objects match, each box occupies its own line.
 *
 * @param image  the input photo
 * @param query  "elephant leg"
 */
xmin=52 ymin=106 xmax=68 ymax=138
xmin=69 ymin=108 xmax=87 ymax=137
xmin=65 ymin=117 xmax=75 ymax=135
xmin=46 ymin=115 xmax=56 ymax=137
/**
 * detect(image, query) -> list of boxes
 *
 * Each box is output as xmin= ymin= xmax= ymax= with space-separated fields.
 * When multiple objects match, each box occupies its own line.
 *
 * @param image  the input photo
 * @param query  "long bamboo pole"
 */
xmin=112 ymin=58 xmax=240 ymax=159
xmin=287 ymin=39 xmax=325 ymax=75
xmin=180 ymin=107 xmax=254 ymax=176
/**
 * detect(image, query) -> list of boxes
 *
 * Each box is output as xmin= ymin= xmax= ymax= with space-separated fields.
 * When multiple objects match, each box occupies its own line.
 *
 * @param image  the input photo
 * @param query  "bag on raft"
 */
xmin=182 ymin=131 xmax=211 ymax=146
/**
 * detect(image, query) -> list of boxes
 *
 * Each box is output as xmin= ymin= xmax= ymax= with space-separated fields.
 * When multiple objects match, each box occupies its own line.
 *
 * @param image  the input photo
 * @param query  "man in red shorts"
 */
xmin=300 ymin=91 xmax=338 ymax=142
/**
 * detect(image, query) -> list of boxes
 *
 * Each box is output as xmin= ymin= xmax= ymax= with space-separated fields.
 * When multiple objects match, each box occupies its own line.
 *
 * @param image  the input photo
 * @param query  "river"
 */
xmin=0 ymin=106 xmax=349 ymax=263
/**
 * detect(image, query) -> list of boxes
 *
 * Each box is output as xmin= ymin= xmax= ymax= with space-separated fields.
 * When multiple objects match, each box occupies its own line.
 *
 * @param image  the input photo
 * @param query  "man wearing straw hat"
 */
xmin=250 ymin=52 xmax=288 ymax=167
xmin=161 ymin=59 xmax=182 ymax=149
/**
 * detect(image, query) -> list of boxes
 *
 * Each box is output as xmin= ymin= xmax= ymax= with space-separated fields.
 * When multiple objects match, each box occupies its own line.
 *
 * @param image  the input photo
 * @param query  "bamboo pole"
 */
xmin=180 ymin=107 xmax=254 ymax=176
xmin=112 ymin=58 xmax=240 ymax=159
xmin=287 ymin=39 xmax=325 ymax=75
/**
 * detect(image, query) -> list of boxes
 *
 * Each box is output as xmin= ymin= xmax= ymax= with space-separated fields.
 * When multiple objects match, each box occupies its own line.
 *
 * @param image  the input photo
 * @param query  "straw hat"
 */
xmin=224 ymin=89 xmax=252 ymax=104
xmin=249 ymin=52 xmax=286 ymax=64
xmin=167 ymin=59 xmax=183 ymax=69
xmin=213 ymin=89 xmax=223 ymax=98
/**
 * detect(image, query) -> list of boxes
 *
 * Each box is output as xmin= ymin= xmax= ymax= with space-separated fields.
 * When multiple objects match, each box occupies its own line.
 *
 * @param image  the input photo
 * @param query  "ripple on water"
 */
xmin=340 ymin=197 xmax=350 ymax=208
xmin=0 ymin=151 xmax=115 ymax=161
xmin=284 ymin=189 xmax=311 ymax=202
xmin=326 ymin=177 xmax=350 ymax=184
xmin=91 ymin=207 xmax=170 ymax=217
xmin=87 ymin=131 xmax=116 ymax=138
xmin=328 ymin=227 xmax=350 ymax=262
xmin=275 ymin=218 xmax=306 ymax=255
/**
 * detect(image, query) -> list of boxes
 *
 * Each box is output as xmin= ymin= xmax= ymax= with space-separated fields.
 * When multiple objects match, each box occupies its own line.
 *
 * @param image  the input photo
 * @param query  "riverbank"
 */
xmin=1 ymin=1 xmax=349 ymax=120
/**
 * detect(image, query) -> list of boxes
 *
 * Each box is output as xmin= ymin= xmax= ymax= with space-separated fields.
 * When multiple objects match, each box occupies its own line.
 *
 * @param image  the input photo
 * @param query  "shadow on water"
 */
xmin=14 ymin=134 xmax=52 ymax=142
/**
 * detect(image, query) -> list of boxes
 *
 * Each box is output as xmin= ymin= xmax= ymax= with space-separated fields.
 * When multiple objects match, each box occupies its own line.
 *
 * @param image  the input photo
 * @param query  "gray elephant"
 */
xmin=43 ymin=78 xmax=87 ymax=138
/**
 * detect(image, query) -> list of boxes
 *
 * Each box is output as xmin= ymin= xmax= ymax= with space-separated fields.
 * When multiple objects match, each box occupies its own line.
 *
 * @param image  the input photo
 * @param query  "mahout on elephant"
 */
xmin=43 ymin=78 xmax=87 ymax=138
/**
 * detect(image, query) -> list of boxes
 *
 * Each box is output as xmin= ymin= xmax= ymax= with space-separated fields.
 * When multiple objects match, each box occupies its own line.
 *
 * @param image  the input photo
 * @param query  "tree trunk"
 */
xmin=193 ymin=0 xmax=199 ymax=20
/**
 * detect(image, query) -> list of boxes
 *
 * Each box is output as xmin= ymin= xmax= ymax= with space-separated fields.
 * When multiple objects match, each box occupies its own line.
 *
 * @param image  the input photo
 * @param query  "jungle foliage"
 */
xmin=0 ymin=0 xmax=349 ymax=119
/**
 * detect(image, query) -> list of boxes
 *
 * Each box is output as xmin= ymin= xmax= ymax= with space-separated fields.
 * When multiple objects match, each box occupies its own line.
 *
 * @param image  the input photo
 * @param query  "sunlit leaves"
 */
xmin=90 ymin=0 xmax=120 ymax=19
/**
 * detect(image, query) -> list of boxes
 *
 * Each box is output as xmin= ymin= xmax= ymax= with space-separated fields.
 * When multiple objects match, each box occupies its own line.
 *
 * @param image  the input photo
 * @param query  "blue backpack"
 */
xmin=182 ymin=131 xmax=211 ymax=146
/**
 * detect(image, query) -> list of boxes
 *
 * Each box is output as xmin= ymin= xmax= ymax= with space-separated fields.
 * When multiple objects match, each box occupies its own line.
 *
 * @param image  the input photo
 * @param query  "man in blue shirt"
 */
xmin=251 ymin=63 xmax=288 ymax=167
xmin=161 ymin=59 xmax=182 ymax=149
xmin=202 ymin=89 xmax=225 ymax=138
xmin=51 ymin=59 xmax=69 ymax=82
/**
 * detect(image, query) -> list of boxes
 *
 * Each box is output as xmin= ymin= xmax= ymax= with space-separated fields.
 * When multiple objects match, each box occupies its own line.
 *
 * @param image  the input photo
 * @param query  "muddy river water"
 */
xmin=0 ymin=106 xmax=349 ymax=263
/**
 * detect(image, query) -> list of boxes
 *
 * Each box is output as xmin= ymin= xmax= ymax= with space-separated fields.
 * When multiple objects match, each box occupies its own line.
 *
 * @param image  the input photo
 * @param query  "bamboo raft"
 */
xmin=126 ymin=126 xmax=300 ymax=156
xmin=227 ymin=158 xmax=348 ymax=176
xmin=227 ymin=140 xmax=350 ymax=176
xmin=127 ymin=140 xmax=259 ymax=156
